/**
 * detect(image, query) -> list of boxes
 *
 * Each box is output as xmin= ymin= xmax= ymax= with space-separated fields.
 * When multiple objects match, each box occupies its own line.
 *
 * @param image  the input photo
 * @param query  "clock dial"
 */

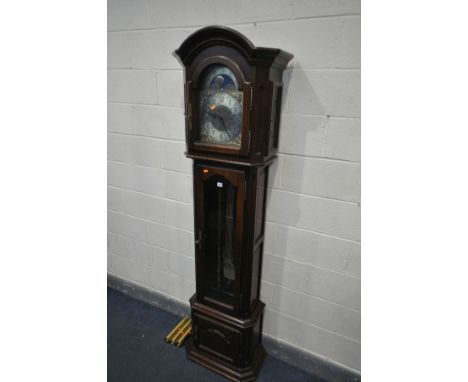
xmin=200 ymin=92 xmax=242 ymax=144
xmin=197 ymin=65 xmax=243 ymax=146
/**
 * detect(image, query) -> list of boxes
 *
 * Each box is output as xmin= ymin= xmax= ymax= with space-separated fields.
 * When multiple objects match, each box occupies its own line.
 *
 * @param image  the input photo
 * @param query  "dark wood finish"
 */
xmin=174 ymin=26 xmax=292 ymax=381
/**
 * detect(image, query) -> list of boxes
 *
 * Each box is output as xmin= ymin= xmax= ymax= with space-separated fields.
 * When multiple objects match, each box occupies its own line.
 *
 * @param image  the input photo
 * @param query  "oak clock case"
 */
xmin=175 ymin=26 xmax=292 ymax=382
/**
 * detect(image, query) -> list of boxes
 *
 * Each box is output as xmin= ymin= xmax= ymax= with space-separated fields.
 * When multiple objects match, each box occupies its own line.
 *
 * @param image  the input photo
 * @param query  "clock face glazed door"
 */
xmin=191 ymin=63 xmax=251 ymax=156
xmin=194 ymin=164 xmax=245 ymax=313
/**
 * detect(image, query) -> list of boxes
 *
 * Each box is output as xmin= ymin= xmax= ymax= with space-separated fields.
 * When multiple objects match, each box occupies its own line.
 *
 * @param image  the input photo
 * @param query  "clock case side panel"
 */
xmin=240 ymin=165 xmax=269 ymax=315
xmin=249 ymin=65 xmax=287 ymax=165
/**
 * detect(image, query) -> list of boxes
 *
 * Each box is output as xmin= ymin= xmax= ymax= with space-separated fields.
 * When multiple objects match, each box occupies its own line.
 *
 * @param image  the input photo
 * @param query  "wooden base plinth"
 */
xmin=186 ymin=294 xmax=266 ymax=381
xmin=186 ymin=336 xmax=266 ymax=382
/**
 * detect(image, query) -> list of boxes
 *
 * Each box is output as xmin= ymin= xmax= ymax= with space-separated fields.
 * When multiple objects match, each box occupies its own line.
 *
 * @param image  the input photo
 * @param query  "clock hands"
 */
xmin=204 ymin=90 xmax=241 ymax=144
xmin=208 ymin=105 xmax=233 ymax=138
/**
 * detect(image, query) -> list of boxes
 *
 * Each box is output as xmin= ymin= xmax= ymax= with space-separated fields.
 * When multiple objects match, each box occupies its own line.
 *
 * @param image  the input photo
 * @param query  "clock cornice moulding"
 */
xmin=174 ymin=25 xmax=293 ymax=68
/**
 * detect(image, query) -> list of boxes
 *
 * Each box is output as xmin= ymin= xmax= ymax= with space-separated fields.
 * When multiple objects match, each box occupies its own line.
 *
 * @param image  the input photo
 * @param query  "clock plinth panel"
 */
xmin=175 ymin=26 xmax=292 ymax=381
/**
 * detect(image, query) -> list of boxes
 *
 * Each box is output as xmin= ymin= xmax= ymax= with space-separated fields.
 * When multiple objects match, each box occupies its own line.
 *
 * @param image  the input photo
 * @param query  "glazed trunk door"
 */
xmin=195 ymin=164 xmax=245 ymax=314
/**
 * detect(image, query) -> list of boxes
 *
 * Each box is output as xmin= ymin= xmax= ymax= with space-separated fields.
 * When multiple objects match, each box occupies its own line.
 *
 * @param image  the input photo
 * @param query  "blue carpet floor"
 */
xmin=108 ymin=288 xmax=324 ymax=382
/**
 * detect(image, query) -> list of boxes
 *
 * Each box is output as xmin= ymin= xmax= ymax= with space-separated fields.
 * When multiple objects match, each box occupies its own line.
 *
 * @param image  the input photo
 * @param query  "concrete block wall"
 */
xmin=108 ymin=0 xmax=360 ymax=373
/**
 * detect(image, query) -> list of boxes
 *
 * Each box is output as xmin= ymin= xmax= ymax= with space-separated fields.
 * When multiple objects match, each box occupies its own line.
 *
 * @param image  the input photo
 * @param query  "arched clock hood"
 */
xmin=174 ymin=25 xmax=293 ymax=68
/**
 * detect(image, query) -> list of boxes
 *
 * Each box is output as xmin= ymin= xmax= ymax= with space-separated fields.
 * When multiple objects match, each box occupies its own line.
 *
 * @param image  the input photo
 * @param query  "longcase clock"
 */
xmin=174 ymin=26 xmax=293 ymax=382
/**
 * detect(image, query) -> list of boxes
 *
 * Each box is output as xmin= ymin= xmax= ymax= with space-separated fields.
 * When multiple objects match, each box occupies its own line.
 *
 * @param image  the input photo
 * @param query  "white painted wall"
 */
xmin=107 ymin=0 xmax=360 ymax=373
